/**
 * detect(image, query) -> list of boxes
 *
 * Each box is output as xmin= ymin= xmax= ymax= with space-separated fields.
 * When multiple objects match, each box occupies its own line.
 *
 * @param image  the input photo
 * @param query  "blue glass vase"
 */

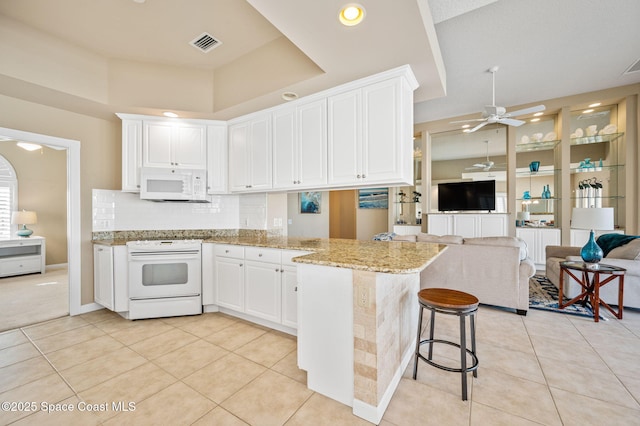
xmin=580 ymin=230 xmax=603 ymax=263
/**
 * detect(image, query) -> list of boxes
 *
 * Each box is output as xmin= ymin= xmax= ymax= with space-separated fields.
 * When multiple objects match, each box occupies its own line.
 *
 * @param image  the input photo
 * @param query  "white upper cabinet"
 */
xmin=119 ymin=116 xmax=143 ymax=192
xmin=328 ymin=76 xmax=415 ymax=187
xmin=206 ymin=123 xmax=228 ymax=194
xmin=143 ymin=121 xmax=207 ymax=169
xmin=229 ymin=114 xmax=272 ymax=192
xmin=273 ymin=98 xmax=327 ymax=190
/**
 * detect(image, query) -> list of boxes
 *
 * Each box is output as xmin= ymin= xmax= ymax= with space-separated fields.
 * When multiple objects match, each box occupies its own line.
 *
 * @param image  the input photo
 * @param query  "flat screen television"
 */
xmin=437 ymin=180 xmax=496 ymax=212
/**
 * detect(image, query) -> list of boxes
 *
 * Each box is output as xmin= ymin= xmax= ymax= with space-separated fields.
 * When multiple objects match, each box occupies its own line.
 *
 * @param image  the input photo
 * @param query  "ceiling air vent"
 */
xmin=190 ymin=32 xmax=222 ymax=53
xmin=624 ymin=58 xmax=640 ymax=75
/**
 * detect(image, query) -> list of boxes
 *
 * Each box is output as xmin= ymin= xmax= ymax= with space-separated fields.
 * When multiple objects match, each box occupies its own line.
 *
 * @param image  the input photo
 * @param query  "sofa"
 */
xmin=546 ymin=238 xmax=640 ymax=309
xmin=394 ymin=234 xmax=536 ymax=315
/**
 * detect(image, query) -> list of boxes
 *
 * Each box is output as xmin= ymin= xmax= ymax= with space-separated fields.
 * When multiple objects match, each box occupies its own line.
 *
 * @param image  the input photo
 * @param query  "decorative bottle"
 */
xmin=580 ymin=230 xmax=603 ymax=264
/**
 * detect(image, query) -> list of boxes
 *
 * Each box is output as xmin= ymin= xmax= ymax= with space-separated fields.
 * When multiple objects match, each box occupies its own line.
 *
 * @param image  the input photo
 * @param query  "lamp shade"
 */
xmin=11 ymin=210 xmax=37 ymax=225
xmin=571 ymin=208 xmax=613 ymax=231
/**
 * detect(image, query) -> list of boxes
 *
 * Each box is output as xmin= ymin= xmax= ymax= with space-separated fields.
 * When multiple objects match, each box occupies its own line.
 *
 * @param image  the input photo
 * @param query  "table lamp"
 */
xmin=571 ymin=207 xmax=614 ymax=265
xmin=11 ymin=210 xmax=37 ymax=237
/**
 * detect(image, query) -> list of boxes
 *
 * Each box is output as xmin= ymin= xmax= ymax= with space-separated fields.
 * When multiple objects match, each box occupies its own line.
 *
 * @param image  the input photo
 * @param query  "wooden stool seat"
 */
xmin=413 ymin=288 xmax=479 ymax=401
xmin=418 ymin=288 xmax=479 ymax=311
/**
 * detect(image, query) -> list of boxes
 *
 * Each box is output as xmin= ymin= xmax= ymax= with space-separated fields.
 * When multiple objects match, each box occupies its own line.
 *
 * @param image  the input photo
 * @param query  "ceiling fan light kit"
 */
xmin=454 ymin=66 xmax=546 ymax=133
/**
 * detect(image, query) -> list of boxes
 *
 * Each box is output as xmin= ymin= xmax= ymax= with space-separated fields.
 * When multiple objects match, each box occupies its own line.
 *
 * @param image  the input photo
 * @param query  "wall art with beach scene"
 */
xmin=300 ymin=191 xmax=322 ymax=214
xmin=358 ymin=188 xmax=388 ymax=209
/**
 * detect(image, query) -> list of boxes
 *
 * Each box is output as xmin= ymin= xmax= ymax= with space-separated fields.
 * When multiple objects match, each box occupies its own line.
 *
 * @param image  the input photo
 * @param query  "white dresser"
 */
xmin=0 ymin=236 xmax=46 ymax=277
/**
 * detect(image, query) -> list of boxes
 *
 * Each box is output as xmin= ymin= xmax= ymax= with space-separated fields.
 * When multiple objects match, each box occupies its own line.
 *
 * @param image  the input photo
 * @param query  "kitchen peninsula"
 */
xmin=93 ymin=231 xmax=445 ymax=424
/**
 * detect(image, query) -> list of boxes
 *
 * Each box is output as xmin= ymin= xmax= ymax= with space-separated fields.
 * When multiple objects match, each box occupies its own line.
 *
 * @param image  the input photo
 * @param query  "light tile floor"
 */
xmin=1 ymin=306 xmax=639 ymax=425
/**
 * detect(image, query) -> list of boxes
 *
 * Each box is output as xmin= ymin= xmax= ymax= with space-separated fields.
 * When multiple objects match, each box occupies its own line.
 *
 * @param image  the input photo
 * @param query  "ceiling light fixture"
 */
xmin=339 ymin=4 xmax=365 ymax=26
xmin=534 ymin=112 xmax=544 ymax=117
xmin=582 ymin=109 xmax=594 ymax=114
xmin=16 ymin=142 xmax=42 ymax=151
xmin=588 ymin=102 xmax=601 ymax=108
xmin=281 ymin=92 xmax=299 ymax=101
xmin=461 ymin=124 xmax=470 ymax=129
xmin=163 ymin=112 xmax=179 ymax=118
xmin=530 ymin=118 xmax=540 ymax=122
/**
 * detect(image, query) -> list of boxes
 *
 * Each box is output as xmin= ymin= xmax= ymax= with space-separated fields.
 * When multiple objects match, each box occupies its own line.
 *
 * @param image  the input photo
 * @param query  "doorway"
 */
xmin=0 ymin=126 xmax=81 ymax=323
xmin=329 ymin=190 xmax=356 ymax=239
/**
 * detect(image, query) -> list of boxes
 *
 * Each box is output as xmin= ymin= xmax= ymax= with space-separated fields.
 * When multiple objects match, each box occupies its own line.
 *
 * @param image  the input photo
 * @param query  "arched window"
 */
xmin=0 ymin=155 xmax=18 ymax=239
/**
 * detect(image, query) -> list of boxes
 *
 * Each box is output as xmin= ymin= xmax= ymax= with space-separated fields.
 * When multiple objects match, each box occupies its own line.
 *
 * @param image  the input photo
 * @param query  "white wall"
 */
xmin=286 ymin=191 xmax=330 ymax=238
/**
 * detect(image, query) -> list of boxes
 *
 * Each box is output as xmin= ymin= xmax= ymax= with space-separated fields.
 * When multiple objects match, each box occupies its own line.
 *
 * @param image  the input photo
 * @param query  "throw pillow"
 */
xmin=606 ymin=238 xmax=640 ymax=260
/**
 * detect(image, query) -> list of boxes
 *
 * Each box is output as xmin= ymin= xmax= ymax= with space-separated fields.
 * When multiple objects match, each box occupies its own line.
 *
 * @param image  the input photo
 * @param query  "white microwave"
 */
xmin=140 ymin=167 xmax=208 ymax=202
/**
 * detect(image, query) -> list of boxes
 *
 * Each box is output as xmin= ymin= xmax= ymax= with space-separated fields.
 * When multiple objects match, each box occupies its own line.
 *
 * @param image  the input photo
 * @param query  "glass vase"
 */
xmin=580 ymin=230 xmax=603 ymax=264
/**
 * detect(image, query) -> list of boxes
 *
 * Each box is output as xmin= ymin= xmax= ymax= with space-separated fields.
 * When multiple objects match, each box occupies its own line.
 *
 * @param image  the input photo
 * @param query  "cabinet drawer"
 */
xmin=214 ymin=244 xmax=244 ymax=259
xmin=282 ymin=250 xmax=311 ymax=266
xmin=0 ymin=256 xmax=42 ymax=276
xmin=245 ymin=247 xmax=281 ymax=264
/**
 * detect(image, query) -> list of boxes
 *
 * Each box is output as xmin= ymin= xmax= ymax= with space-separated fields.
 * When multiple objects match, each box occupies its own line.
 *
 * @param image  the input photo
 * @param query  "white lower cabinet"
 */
xmin=516 ymin=227 xmax=561 ymax=269
xmin=93 ymin=244 xmax=128 ymax=312
xmin=426 ymin=214 xmax=509 ymax=237
xmin=204 ymin=243 xmax=309 ymax=332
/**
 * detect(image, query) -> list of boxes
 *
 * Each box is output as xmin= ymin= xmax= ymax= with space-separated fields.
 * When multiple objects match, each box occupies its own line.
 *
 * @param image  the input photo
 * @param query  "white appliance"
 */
xmin=140 ymin=167 xmax=207 ymax=202
xmin=127 ymin=239 xmax=202 ymax=320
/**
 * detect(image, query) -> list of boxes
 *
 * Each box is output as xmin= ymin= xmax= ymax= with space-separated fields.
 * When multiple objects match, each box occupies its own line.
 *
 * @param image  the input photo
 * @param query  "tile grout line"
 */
xmin=19 ymin=327 xmax=82 ymax=402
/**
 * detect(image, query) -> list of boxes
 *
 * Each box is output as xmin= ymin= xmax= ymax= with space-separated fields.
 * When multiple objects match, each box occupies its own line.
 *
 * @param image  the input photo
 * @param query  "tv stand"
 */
xmin=426 ymin=213 xmax=508 ymax=238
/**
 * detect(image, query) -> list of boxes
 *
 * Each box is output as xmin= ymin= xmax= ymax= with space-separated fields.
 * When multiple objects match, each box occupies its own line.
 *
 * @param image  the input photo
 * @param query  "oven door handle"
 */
xmin=129 ymin=250 xmax=200 ymax=260
xmin=130 ymin=293 xmax=200 ymax=301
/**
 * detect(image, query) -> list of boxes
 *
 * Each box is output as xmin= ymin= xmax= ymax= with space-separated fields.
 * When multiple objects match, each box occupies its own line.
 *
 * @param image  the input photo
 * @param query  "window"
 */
xmin=0 ymin=156 xmax=18 ymax=239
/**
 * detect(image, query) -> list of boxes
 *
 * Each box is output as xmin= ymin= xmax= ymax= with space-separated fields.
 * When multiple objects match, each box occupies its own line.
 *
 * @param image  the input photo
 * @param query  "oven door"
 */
xmin=128 ymin=250 xmax=201 ymax=300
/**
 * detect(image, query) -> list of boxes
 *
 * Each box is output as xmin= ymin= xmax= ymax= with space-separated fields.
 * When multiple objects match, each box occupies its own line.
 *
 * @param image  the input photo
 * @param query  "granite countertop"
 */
xmin=93 ymin=232 xmax=445 ymax=274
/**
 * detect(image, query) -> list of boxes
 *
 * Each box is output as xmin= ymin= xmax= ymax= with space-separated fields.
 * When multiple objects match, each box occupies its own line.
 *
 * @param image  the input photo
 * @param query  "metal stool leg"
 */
xmin=470 ymin=312 xmax=477 ymax=378
xmin=412 ymin=305 xmax=424 ymax=379
xmin=427 ymin=308 xmax=436 ymax=360
xmin=460 ymin=314 xmax=468 ymax=401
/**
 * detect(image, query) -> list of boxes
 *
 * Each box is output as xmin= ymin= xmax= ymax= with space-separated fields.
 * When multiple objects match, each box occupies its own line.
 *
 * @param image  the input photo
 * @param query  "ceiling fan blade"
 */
xmin=497 ymin=117 xmax=525 ymax=126
xmin=469 ymin=121 xmax=489 ymax=132
xmin=506 ymin=104 xmax=546 ymax=117
xmin=449 ymin=118 xmax=486 ymax=124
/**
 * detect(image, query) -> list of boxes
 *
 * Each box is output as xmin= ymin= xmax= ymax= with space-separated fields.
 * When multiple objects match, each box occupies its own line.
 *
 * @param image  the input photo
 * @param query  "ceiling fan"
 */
xmin=452 ymin=66 xmax=546 ymax=133
xmin=465 ymin=140 xmax=505 ymax=172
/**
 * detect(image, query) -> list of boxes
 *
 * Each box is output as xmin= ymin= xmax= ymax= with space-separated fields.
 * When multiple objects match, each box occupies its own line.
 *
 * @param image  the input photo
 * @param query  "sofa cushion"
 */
xmin=606 ymin=238 xmax=640 ymax=260
xmin=416 ymin=233 xmax=463 ymax=244
xmin=463 ymin=236 xmax=528 ymax=260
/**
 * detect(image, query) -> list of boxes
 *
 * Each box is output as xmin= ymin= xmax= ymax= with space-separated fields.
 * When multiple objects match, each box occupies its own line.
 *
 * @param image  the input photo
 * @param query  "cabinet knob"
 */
xmin=225 ymin=249 xmax=229 ymax=253
xmin=357 ymin=174 xmax=361 ymax=179
xmin=295 ymin=286 xmax=297 ymax=292
xmin=258 ymin=253 xmax=262 ymax=257
xmin=239 ymin=263 xmax=243 ymax=267
xmin=275 ymin=268 xmax=279 ymax=272
xmin=281 ymin=269 xmax=284 ymax=274
xmin=362 ymin=174 xmax=366 ymax=178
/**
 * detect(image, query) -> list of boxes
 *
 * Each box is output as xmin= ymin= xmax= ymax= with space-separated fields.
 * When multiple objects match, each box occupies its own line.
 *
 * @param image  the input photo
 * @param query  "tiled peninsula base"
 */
xmin=297 ymin=264 xmax=419 ymax=424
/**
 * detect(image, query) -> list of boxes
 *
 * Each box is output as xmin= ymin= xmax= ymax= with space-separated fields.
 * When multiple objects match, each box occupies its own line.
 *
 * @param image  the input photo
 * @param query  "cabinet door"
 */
xmin=539 ymin=229 xmax=561 ymax=263
xmin=273 ymin=108 xmax=297 ymax=189
xmin=281 ymin=266 xmax=298 ymax=328
xmin=228 ymin=122 xmax=250 ymax=191
xmin=215 ymin=257 xmax=245 ymax=311
xmin=143 ymin=122 xmax=173 ymax=167
xmin=248 ymin=116 xmax=272 ymax=190
xmin=173 ymin=124 xmax=207 ymax=169
xmin=245 ymin=260 xmax=281 ymax=323
xmin=516 ymin=228 xmax=539 ymax=263
xmin=479 ymin=214 xmax=508 ymax=237
xmin=328 ymin=90 xmax=361 ymax=185
xmin=202 ymin=243 xmax=215 ymax=305
xmin=207 ymin=124 xmax=228 ymax=194
xmin=93 ymin=245 xmax=114 ymax=310
xmin=453 ymin=215 xmax=478 ymax=238
xmin=427 ymin=214 xmax=453 ymax=235
xmin=298 ymin=99 xmax=327 ymax=187
xmin=362 ymin=79 xmax=402 ymax=183
xmin=121 ymin=119 xmax=142 ymax=192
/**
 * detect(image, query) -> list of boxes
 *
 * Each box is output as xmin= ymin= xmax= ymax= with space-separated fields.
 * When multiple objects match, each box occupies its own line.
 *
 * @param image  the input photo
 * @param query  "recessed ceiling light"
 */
xmin=461 ymin=124 xmax=470 ymax=129
xmin=463 ymin=129 xmax=471 ymax=133
xmin=339 ymin=4 xmax=365 ymax=26
xmin=163 ymin=112 xmax=179 ymax=118
xmin=132 ymin=0 xmax=145 ymax=3
xmin=281 ymin=92 xmax=299 ymax=101
xmin=530 ymin=118 xmax=540 ymax=122
xmin=588 ymin=102 xmax=601 ymax=108
xmin=582 ymin=109 xmax=594 ymax=114
xmin=17 ymin=142 xmax=42 ymax=151
xmin=533 ymin=112 xmax=544 ymax=117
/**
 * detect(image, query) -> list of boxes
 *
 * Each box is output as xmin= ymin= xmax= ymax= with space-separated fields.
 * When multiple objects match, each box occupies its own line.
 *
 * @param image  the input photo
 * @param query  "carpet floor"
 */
xmin=529 ymin=274 xmax=602 ymax=319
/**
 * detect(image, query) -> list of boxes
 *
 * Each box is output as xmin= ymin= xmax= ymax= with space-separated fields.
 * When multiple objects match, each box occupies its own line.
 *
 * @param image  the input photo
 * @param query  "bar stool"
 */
xmin=412 ymin=288 xmax=479 ymax=401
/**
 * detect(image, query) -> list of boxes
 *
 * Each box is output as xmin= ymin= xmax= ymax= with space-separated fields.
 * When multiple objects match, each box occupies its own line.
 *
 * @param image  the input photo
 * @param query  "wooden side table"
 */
xmin=559 ymin=261 xmax=626 ymax=322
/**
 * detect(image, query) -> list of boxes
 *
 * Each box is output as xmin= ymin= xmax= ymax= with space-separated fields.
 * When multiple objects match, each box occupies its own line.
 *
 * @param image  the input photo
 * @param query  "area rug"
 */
xmin=529 ymin=274 xmax=603 ymax=319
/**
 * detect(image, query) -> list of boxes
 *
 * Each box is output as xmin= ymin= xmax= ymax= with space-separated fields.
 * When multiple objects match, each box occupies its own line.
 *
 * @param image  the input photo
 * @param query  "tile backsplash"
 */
xmin=92 ymin=189 xmax=268 ymax=232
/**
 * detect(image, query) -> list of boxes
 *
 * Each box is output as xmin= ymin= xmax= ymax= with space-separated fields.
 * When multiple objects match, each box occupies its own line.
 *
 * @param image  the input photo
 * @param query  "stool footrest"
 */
xmin=416 ymin=339 xmax=479 ymax=374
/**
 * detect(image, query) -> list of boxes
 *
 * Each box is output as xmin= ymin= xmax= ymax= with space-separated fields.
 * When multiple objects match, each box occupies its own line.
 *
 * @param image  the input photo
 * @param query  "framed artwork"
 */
xmin=358 ymin=188 xmax=388 ymax=209
xmin=300 ymin=191 xmax=322 ymax=213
